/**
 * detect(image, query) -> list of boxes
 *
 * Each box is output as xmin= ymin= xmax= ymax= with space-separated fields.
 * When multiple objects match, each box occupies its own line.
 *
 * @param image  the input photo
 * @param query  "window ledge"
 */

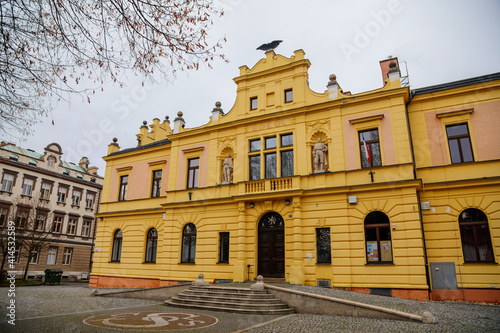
xmin=217 ymin=262 xmax=230 ymax=265
xmin=21 ymin=195 xmax=32 ymax=199
xmin=365 ymin=263 xmax=394 ymax=265
xmin=85 ymin=208 xmax=94 ymax=212
xmin=0 ymin=191 xmax=12 ymax=196
xmin=142 ymin=262 xmax=157 ymax=264
xmin=57 ymin=202 xmax=66 ymax=207
xmin=463 ymin=262 xmax=497 ymax=265
xmin=316 ymin=262 xmax=332 ymax=265
xmin=108 ymin=261 xmax=121 ymax=263
xmin=178 ymin=262 xmax=195 ymax=265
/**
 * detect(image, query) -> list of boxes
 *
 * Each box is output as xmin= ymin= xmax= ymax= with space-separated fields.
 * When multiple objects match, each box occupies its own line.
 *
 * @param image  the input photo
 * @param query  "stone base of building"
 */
xmin=430 ymin=289 xmax=500 ymax=304
xmin=89 ymin=275 xmax=178 ymax=288
xmin=343 ymin=287 xmax=429 ymax=301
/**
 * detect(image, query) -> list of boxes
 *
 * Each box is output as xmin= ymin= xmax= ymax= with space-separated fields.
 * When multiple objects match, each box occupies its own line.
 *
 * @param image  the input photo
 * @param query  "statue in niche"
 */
xmin=313 ymin=137 xmax=328 ymax=173
xmin=222 ymin=153 xmax=233 ymax=184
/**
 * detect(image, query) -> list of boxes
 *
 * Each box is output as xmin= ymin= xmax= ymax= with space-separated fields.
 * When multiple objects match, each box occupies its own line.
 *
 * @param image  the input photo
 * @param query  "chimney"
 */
xmin=173 ymin=111 xmax=185 ymax=134
xmin=211 ymin=101 xmax=223 ymax=121
xmin=380 ymin=56 xmax=401 ymax=85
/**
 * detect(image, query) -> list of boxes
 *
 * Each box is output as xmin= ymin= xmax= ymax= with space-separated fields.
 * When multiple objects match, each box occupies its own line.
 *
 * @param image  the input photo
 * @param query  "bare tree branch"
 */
xmin=0 ymin=0 xmax=227 ymax=137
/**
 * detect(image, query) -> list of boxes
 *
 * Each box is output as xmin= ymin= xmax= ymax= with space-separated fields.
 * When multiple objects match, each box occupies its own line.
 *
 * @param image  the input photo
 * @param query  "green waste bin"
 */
xmin=44 ymin=269 xmax=63 ymax=285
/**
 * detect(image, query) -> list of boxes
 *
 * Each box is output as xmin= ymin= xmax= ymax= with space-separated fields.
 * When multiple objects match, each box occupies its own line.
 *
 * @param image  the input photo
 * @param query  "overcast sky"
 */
xmin=7 ymin=0 xmax=500 ymax=173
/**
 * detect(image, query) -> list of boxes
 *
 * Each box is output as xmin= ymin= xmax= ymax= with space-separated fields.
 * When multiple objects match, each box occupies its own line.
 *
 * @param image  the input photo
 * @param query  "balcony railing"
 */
xmin=244 ymin=178 xmax=293 ymax=194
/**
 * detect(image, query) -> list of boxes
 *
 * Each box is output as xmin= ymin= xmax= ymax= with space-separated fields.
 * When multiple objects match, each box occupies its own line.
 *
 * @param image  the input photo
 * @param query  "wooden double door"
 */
xmin=258 ymin=212 xmax=285 ymax=278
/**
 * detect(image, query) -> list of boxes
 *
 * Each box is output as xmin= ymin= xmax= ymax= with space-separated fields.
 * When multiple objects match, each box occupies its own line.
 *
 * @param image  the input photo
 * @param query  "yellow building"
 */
xmin=90 ymin=50 xmax=500 ymax=303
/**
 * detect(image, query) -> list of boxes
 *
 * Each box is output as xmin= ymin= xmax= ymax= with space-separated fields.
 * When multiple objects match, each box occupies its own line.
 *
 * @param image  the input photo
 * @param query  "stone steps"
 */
xmin=165 ymin=285 xmax=294 ymax=315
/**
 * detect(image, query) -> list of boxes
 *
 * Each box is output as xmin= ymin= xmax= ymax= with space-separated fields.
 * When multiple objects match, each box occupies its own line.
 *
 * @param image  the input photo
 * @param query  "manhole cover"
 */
xmin=83 ymin=311 xmax=218 ymax=330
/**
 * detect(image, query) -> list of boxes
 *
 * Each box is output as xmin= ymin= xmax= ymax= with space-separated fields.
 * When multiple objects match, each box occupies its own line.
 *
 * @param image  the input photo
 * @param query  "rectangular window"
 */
xmin=446 ymin=123 xmax=474 ymax=163
xmin=250 ymin=97 xmax=258 ymax=110
xmin=41 ymin=182 xmax=52 ymax=200
xmin=316 ymin=228 xmax=332 ymax=264
xmin=281 ymin=150 xmax=294 ymax=177
xmin=57 ymin=186 xmax=68 ymax=203
xmin=119 ymin=175 xmax=128 ymax=201
xmin=187 ymin=158 xmax=199 ymax=189
xmin=30 ymin=247 xmax=41 ymax=264
xmin=35 ymin=212 xmax=47 ymax=231
xmin=82 ymin=220 xmax=91 ymax=237
xmin=249 ymin=155 xmax=261 ymax=180
xmin=62 ymin=248 xmax=73 ymax=265
xmin=265 ymin=137 xmax=277 ymax=150
xmin=281 ymin=133 xmax=293 ymax=147
xmin=47 ymin=247 xmax=57 ymax=265
xmin=85 ymin=193 xmax=95 ymax=209
xmin=22 ymin=178 xmax=34 ymax=196
xmin=14 ymin=245 xmax=21 ymax=263
xmin=71 ymin=189 xmax=82 ymax=206
xmin=67 ymin=218 xmax=77 ymax=235
xmin=1 ymin=173 xmax=15 ymax=192
xmin=52 ymin=216 xmax=63 ymax=233
xmin=0 ymin=207 xmax=9 ymax=226
xmin=285 ymin=89 xmax=293 ymax=103
xmin=151 ymin=170 xmax=162 ymax=197
xmin=218 ymin=232 xmax=230 ymax=263
xmin=359 ymin=129 xmax=382 ymax=168
xmin=265 ymin=153 xmax=277 ymax=179
xmin=250 ymin=139 xmax=261 ymax=152
xmin=15 ymin=210 xmax=29 ymax=229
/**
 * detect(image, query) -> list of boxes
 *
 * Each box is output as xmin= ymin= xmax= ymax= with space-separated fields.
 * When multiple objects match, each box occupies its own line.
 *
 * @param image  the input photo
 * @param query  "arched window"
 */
xmin=145 ymin=228 xmax=158 ymax=263
xmin=459 ymin=209 xmax=494 ymax=263
xmin=111 ymin=229 xmax=123 ymax=262
xmin=181 ymin=223 xmax=196 ymax=263
xmin=364 ymin=211 xmax=392 ymax=263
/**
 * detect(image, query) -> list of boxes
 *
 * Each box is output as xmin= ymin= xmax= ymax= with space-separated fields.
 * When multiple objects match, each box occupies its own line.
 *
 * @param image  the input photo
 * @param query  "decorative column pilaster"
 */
xmin=290 ymin=197 xmax=305 ymax=285
xmin=233 ymin=202 xmax=248 ymax=282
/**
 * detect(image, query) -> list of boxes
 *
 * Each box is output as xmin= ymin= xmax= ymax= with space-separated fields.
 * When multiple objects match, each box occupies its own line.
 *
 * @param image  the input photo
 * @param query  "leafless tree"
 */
xmin=0 ymin=0 xmax=227 ymax=136
xmin=4 ymin=195 xmax=53 ymax=280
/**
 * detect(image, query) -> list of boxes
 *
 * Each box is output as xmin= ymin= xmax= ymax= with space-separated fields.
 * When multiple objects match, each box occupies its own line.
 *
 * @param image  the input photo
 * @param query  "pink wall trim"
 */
xmin=424 ymin=112 xmax=447 ymax=166
xmin=344 ymin=110 xmax=394 ymax=170
xmin=176 ymin=143 xmax=209 ymax=190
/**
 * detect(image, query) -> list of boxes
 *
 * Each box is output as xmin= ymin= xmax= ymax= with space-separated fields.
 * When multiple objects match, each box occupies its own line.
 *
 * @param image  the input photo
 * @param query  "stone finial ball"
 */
xmin=198 ymin=273 xmax=204 ymax=279
xmin=177 ymin=111 xmax=183 ymax=117
xmin=143 ymin=120 xmax=147 ymax=125
xmin=215 ymin=101 xmax=221 ymax=108
xmin=329 ymin=74 xmax=337 ymax=81
xmin=165 ymin=116 xmax=169 ymax=120
xmin=112 ymin=137 xmax=118 ymax=143
xmin=389 ymin=61 xmax=397 ymax=68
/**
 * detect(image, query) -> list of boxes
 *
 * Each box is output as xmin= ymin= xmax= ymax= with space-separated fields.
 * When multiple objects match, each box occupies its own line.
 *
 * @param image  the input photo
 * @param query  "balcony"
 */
xmin=245 ymin=177 xmax=293 ymax=194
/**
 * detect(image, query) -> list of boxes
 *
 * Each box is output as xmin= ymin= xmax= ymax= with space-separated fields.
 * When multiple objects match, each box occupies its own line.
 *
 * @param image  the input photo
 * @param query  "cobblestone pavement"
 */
xmin=0 ymin=282 xmax=499 ymax=332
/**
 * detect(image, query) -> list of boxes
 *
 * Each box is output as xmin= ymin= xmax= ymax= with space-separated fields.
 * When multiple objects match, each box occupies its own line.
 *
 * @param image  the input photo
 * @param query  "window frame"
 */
xmin=85 ymin=192 xmax=95 ymax=209
xmin=21 ymin=176 xmax=35 ymax=196
xmin=52 ymin=215 xmax=64 ymax=233
xmin=316 ymin=228 xmax=332 ymax=264
xmin=446 ymin=123 xmax=474 ymax=164
xmin=15 ymin=209 xmax=29 ymax=229
xmin=0 ymin=206 xmax=10 ymax=226
xmin=248 ymin=133 xmax=294 ymax=180
xmin=34 ymin=211 xmax=47 ymax=231
xmin=1 ymin=172 xmax=15 ymax=192
xmin=181 ymin=223 xmax=197 ymax=264
xmin=82 ymin=219 xmax=92 ymax=238
xmin=459 ymin=208 xmax=494 ymax=263
xmin=62 ymin=248 xmax=73 ymax=265
xmin=218 ymin=232 xmax=230 ymax=264
xmin=118 ymin=175 xmax=128 ymax=201
xmin=57 ymin=185 xmax=69 ymax=203
xmin=29 ymin=246 xmax=41 ymax=264
xmin=151 ymin=170 xmax=162 ymax=198
xmin=111 ymin=229 xmax=123 ymax=262
xmin=364 ymin=211 xmax=393 ymax=264
xmin=47 ymin=246 xmax=58 ymax=265
xmin=67 ymin=217 xmax=78 ymax=235
xmin=284 ymin=89 xmax=293 ymax=103
xmin=186 ymin=158 xmax=200 ymax=189
xmin=71 ymin=189 xmax=82 ymax=206
xmin=40 ymin=181 xmax=53 ymax=200
xmin=250 ymin=97 xmax=258 ymax=110
xmin=145 ymin=228 xmax=158 ymax=263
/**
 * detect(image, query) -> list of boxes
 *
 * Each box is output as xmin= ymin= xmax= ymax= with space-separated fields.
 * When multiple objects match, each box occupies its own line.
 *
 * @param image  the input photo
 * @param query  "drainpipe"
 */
xmin=405 ymin=91 xmax=432 ymax=296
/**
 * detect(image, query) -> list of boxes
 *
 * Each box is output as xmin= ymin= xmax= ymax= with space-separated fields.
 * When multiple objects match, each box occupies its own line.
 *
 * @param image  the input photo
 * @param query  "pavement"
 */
xmin=0 ymin=281 xmax=499 ymax=332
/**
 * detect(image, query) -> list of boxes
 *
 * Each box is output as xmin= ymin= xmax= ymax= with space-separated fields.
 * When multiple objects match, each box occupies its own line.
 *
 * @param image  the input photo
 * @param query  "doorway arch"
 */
xmin=258 ymin=212 xmax=285 ymax=278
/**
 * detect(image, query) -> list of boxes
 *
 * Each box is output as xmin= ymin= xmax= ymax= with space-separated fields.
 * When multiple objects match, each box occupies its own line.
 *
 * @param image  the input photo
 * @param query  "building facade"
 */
xmin=90 ymin=50 xmax=500 ymax=303
xmin=0 ymin=142 xmax=103 ymax=280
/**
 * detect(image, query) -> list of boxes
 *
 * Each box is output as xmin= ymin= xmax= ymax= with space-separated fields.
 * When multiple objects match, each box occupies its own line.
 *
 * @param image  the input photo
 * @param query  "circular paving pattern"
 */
xmin=83 ymin=311 xmax=218 ymax=331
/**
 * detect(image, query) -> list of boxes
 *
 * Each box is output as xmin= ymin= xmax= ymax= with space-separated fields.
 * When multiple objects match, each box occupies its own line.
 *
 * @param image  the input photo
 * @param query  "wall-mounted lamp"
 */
xmin=285 ymin=199 xmax=291 ymax=205
xmin=188 ymin=192 xmax=193 ymax=201
xmin=99 ymin=217 xmax=103 ymax=221
xmin=249 ymin=202 xmax=255 ymax=208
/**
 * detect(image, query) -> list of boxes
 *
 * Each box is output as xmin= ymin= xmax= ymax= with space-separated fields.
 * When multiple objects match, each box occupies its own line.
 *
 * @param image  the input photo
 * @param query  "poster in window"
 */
xmin=380 ymin=240 xmax=392 ymax=262
xmin=366 ymin=241 xmax=378 ymax=262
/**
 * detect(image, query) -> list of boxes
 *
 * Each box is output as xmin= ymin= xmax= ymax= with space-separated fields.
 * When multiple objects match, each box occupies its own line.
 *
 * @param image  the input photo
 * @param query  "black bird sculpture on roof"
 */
xmin=256 ymin=40 xmax=283 ymax=52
